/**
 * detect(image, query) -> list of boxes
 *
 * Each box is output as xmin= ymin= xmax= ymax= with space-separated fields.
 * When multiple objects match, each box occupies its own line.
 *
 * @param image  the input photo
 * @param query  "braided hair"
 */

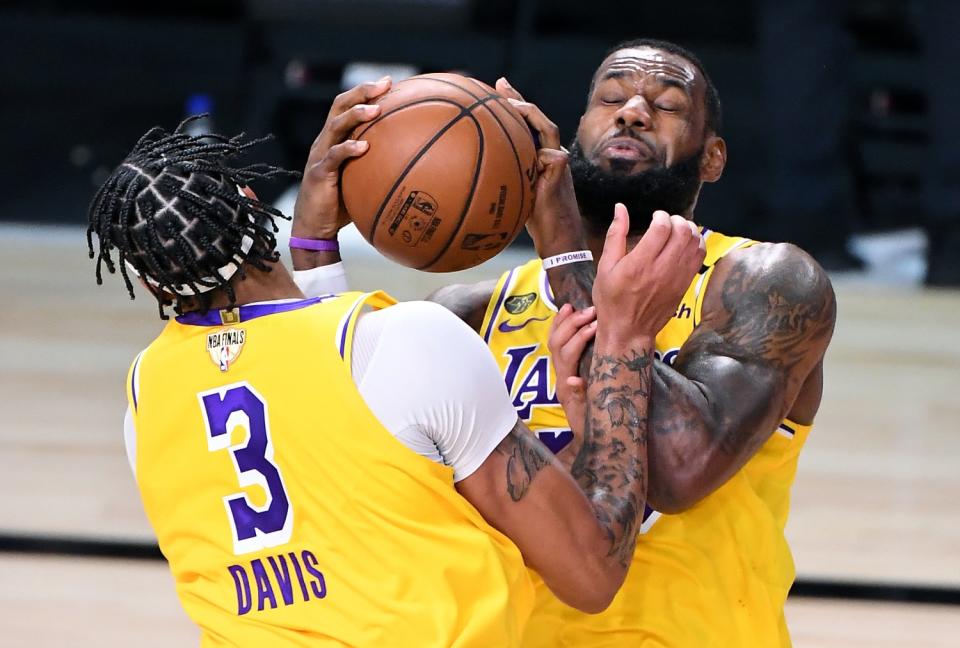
xmin=87 ymin=115 xmax=299 ymax=319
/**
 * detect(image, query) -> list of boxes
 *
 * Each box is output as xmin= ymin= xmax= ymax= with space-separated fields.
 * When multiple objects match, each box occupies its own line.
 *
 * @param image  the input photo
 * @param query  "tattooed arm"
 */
xmin=456 ymin=337 xmax=655 ymax=613
xmin=457 ymin=414 xmax=641 ymax=614
xmin=553 ymin=242 xmax=836 ymax=512
xmin=457 ymin=207 xmax=701 ymax=612
xmin=643 ymin=243 xmax=836 ymax=512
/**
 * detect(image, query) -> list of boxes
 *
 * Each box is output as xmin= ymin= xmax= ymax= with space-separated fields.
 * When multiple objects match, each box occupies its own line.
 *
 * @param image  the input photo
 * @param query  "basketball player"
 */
xmin=302 ymin=41 xmax=837 ymax=646
xmin=86 ymin=93 xmax=706 ymax=644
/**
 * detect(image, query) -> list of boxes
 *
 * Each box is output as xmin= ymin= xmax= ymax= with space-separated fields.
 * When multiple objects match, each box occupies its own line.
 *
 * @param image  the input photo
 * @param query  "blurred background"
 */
xmin=1 ymin=1 xmax=958 ymax=646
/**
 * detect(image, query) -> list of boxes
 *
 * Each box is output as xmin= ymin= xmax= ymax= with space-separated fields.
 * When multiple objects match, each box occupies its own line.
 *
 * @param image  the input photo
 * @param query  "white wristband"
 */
xmin=541 ymin=250 xmax=594 ymax=270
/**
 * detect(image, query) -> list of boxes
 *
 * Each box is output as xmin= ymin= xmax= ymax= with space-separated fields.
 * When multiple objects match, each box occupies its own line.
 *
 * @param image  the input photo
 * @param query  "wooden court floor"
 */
xmin=3 ymin=555 xmax=959 ymax=648
xmin=2 ymin=224 xmax=959 ymax=645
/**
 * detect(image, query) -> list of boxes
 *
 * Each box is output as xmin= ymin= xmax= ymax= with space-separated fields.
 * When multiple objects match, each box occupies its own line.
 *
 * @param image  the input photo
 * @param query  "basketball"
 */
xmin=341 ymin=73 xmax=538 ymax=272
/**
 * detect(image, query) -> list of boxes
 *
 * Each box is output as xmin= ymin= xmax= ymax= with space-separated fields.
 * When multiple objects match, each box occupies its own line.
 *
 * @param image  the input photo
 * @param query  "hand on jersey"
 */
xmin=292 ymin=76 xmax=392 ymax=240
xmin=495 ymin=78 xmax=587 ymax=258
xmin=594 ymin=206 xmax=706 ymax=341
xmin=548 ymin=304 xmax=597 ymax=438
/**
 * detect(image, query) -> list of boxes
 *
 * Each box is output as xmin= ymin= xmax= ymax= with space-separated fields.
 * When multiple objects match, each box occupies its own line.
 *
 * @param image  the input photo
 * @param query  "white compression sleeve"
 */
xmin=293 ymin=263 xmax=348 ymax=297
xmin=123 ymin=406 xmax=137 ymax=478
xmin=123 ymin=299 xmax=516 ymax=483
xmin=351 ymin=301 xmax=518 ymax=482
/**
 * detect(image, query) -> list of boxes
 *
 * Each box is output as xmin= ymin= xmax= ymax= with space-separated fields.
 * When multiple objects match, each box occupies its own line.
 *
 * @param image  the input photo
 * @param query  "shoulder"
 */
xmin=699 ymin=242 xmax=837 ymax=364
xmin=370 ymin=299 xmax=472 ymax=333
xmin=426 ymin=279 xmax=499 ymax=333
xmin=366 ymin=300 xmax=489 ymax=356
xmin=709 ymin=242 xmax=835 ymax=316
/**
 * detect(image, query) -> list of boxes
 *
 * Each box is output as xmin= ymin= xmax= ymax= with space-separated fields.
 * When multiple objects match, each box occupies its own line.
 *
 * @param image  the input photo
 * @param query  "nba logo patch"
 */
xmin=207 ymin=328 xmax=246 ymax=372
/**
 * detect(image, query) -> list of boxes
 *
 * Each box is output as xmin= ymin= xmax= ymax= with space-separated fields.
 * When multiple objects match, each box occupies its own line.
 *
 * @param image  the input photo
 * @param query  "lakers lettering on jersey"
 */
xmin=481 ymin=228 xmax=813 ymax=648
xmin=126 ymin=292 xmax=533 ymax=647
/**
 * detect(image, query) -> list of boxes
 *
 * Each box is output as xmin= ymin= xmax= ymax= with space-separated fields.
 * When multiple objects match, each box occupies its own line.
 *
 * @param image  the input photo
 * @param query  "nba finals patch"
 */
xmin=207 ymin=328 xmax=246 ymax=372
xmin=504 ymin=292 xmax=537 ymax=315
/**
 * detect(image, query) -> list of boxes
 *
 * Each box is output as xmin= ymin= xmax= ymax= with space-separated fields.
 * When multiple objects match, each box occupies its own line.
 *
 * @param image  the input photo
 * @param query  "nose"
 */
xmin=615 ymin=95 xmax=652 ymax=130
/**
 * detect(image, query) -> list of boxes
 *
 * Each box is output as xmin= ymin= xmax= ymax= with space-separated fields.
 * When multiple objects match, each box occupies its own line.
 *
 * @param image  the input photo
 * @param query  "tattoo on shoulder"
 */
xmin=709 ymin=247 xmax=836 ymax=372
xmin=495 ymin=421 xmax=552 ymax=502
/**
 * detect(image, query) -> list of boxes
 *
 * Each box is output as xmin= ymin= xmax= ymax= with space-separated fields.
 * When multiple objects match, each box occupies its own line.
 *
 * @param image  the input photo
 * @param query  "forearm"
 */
xmin=544 ymin=260 xmax=597 ymax=470
xmin=534 ymin=198 xmax=594 ymax=314
xmin=289 ymin=218 xmax=349 ymax=293
xmin=290 ymin=194 xmax=342 ymax=271
xmin=645 ymin=358 xmax=786 ymax=512
xmin=546 ymin=261 xmax=596 ymax=389
xmin=545 ymin=261 xmax=595 ymax=313
xmin=570 ymin=330 xmax=653 ymax=567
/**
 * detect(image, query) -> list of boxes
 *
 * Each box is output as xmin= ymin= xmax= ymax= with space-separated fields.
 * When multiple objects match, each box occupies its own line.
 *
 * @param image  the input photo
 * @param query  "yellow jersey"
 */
xmin=127 ymin=292 xmax=533 ymax=647
xmin=480 ymin=230 xmax=812 ymax=647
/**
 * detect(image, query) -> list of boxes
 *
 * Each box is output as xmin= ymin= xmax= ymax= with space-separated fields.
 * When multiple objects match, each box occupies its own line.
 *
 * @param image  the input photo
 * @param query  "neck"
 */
xmin=178 ymin=261 xmax=305 ymax=313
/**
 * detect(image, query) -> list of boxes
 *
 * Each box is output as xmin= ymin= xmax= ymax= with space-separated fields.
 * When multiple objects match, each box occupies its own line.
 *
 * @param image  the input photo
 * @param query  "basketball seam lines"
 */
xmin=418 ymin=76 xmax=532 ymax=246
xmin=363 ymin=98 xmax=482 ymax=240
xmin=353 ymin=95 xmax=473 ymax=141
xmin=463 ymin=82 xmax=530 ymax=243
xmin=357 ymin=80 xmax=528 ymax=270
xmin=416 ymin=95 xmax=500 ymax=270
xmin=419 ymin=75 xmax=529 ymax=132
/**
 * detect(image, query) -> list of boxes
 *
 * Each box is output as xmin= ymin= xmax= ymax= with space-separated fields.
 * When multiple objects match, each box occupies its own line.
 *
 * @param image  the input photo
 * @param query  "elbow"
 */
xmin=571 ymin=592 xmax=616 ymax=615
xmin=555 ymin=582 xmax=619 ymax=615
xmin=647 ymin=465 xmax=710 ymax=514
xmin=550 ymin=553 xmax=626 ymax=614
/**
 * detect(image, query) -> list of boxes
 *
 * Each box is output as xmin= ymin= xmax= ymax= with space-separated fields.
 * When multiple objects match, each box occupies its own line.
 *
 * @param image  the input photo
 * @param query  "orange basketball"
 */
xmin=341 ymin=73 xmax=537 ymax=272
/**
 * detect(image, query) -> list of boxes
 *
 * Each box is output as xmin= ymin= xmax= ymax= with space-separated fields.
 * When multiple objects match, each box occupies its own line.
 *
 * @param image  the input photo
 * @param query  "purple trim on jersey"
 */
xmin=483 ymin=268 xmax=516 ymax=344
xmin=338 ymin=297 xmax=366 ymax=359
xmin=778 ymin=422 xmax=796 ymax=437
xmin=175 ymin=298 xmax=324 ymax=326
xmin=540 ymin=268 xmax=557 ymax=311
xmin=130 ymin=352 xmax=142 ymax=412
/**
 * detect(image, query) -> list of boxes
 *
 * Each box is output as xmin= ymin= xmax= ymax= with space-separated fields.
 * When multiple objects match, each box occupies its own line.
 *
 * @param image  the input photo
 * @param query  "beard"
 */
xmin=569 ymin=138 xmax=704 ymax=236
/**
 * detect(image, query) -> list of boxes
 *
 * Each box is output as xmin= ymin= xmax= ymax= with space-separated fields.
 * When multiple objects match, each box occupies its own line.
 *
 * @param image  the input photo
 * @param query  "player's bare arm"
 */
xmin=289 ymin=76 xmax=391 ymax=269
xmin=552 ymin=241 xmax=837 ymax=513
xmin=426 ymin=280 xmax=497 ymax=333
xmin=644 ymin=242 xmax=835 ymax=511
xmin=496 ymin=78 xmax=596 ymax=310
xmin=459 ymin=205 xmax=703 ymax=612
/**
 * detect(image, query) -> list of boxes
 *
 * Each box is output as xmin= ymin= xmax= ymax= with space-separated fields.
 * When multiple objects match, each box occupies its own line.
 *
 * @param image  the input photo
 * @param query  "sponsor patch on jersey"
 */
xmin=504 ymin=292 xmax=537 ymax=315
xmin=207 ymin=328 xmax=246 ymax=372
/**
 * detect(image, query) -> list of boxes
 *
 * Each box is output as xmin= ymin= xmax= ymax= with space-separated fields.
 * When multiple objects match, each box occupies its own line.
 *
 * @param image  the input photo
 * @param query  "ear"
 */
xmin=700 ymin=135 xmax=726 ymax=183
xmin=138 ymin=277 xmax=176 ymax=305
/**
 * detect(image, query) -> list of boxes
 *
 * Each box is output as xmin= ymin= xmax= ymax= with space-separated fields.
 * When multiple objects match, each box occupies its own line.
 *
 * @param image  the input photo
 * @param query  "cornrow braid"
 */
xmin=87 ymin=115 xmax=300 ymax=319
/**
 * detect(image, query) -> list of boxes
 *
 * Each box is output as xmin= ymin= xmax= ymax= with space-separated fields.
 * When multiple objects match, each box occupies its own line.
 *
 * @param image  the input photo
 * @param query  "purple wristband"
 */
xmin=289 ymin=236 xmax=339 ymax=252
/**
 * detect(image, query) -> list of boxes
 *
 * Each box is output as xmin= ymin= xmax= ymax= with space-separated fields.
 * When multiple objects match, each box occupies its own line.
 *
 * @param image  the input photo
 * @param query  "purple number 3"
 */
xmin=199 ymin=382 xmax=293 ymax=555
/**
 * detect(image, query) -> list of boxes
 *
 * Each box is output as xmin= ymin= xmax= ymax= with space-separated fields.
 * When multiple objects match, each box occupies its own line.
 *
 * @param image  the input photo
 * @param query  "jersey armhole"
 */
xmin=125 ymin=349 xmax=147 ymax=415
xmin=336 ymin=291 xmax=397 ymax=377
xmin=776 ymin=417 xmax=813 ymax=440
xmin=693 ymin=239 xmax=758 ymax=326
xmin=480 ymin=268 xmax=517 ymax=344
